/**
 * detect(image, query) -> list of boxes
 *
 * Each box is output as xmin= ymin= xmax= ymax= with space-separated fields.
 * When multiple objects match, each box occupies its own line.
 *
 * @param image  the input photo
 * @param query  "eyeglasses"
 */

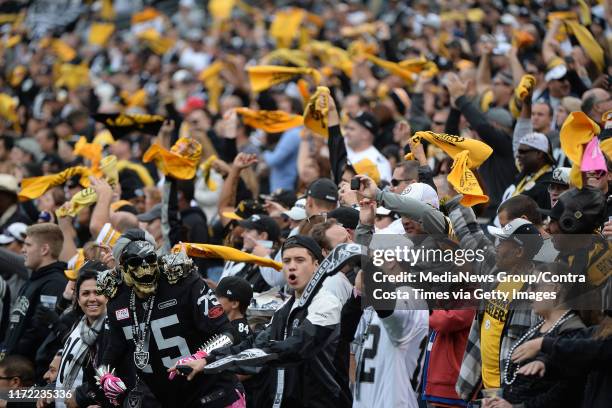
xmin=125 ymin=254 xmax=158 ymax=268
xmin=517 ymin=148 xmax=538 ymax=155
xmin=584 ymin=170 xmax=607 ymax=179
xmin=391 ymin=178 xmax=412 ymax=187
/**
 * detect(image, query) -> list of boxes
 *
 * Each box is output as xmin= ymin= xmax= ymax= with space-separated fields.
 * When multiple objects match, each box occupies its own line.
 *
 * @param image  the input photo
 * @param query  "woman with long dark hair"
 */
xmin=53 ymin=261 xmax=108 ymax=408
xmin=483 ymin=262 xmax=587 ymax=408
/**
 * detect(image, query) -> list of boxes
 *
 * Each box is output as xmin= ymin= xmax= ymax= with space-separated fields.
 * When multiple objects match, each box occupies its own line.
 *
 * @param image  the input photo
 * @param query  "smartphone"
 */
xmin=176 ymin=365 xmax=193 ymax=375
xmin=350 ymin=177 xmax=360 ymax=191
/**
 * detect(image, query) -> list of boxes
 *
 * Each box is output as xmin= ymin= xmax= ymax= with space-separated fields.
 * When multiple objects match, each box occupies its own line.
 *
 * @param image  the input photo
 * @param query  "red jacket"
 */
xmin=422 ymin=310 xmax=474 ymax=407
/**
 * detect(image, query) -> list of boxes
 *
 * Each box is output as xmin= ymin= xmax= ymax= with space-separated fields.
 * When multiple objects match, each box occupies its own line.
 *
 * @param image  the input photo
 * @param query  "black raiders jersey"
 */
xmin=230 ymin=318 xmax=251 ymax=343
xmin=102 ymin=272 xmax=240 ymax=408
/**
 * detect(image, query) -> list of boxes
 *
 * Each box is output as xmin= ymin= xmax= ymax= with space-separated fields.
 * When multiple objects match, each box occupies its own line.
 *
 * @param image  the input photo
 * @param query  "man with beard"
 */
xmin=96 ymin=229 xmax=243 ymax=408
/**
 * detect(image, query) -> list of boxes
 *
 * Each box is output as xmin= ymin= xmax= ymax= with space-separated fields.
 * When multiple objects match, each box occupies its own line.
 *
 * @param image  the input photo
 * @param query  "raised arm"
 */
xmin=325 ymin=92 xmax=346 ymax=185
xmin=218 ymin=153 xmax=258 ymax=226
xmin=476 ymin=41 xmax=493 ymax=95
xmin=513 ymin=92 xmax=534 ymax=157
xmin=542 ymin=19 xmax=563 ymax=65
xmin=88 ymin=177 xmax=114 ymax=239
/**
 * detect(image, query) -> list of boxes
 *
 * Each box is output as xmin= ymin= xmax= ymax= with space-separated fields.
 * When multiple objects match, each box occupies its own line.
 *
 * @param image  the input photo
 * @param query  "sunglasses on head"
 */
xmin=306 ymin=213 xmax=328 ymax=224
xmin=125 ymin=254 xmax=157 ymax=268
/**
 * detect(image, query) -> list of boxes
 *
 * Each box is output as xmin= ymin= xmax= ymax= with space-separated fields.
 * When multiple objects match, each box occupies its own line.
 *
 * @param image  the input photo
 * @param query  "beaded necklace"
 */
xmin=503 ymin=310 xmax=573 ymax=385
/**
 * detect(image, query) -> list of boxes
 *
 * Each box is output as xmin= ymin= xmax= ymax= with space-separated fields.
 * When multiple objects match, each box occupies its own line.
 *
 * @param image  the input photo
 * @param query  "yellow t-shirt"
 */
xmin=480 ymin=280 xmax=524 ymax=389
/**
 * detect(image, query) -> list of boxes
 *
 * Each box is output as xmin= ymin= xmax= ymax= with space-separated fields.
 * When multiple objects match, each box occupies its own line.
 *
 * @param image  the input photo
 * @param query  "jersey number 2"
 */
xmin=359 ymin=325 xmax=380 ymax=383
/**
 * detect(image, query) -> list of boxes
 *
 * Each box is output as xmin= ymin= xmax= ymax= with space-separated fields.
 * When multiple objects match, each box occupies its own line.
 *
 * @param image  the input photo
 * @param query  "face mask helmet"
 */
xmin=161 ymin=251 xmax=195 ymax=284
xmin=120 ymin=240 xmax=159 ymax=296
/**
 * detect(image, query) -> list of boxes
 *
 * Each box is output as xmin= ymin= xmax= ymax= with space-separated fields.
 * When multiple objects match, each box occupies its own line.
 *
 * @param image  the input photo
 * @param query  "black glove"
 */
xmin=33 ymin=306 xmax=59 ymax=328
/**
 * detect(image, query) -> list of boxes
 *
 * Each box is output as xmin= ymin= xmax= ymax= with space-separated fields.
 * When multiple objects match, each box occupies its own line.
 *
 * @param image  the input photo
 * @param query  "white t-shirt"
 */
xmin=346 ymin=145 xmax=393 ymax=182
xmin=322 ymin=272 xmax=353 ymax=305
xmin=289 ymin=287 xmax=343 ymax=327
xmin=353 ymin=290 xmax=429 ymax=408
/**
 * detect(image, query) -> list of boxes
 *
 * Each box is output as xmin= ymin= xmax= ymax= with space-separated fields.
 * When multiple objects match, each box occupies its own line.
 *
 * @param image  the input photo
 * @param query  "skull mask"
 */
xmin=161 ymin=251 xmax=195 ymax=284
xmin=120 ymin=241 xmax=159 ymax=296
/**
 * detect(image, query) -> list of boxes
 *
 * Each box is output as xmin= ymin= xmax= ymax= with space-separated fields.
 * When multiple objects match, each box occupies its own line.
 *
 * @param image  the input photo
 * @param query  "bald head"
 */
xmin=111 ymin=211 xmax=139 ymax=233
xmin=581 ymin=88 xmax=611 ymax=125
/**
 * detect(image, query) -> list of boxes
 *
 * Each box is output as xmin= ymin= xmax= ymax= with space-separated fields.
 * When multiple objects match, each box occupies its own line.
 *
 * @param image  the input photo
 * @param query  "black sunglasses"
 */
xmin=125 ymin=254 xmax=158 ymax=268
xmin=391 ymin=178 xmax=412 ymax=187
xmin=517 ymin=148 xmax=538 ymax=155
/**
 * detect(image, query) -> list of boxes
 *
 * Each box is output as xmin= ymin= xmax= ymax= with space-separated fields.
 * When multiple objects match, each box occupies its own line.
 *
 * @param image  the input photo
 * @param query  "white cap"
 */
xmin=0 ymin=174 xmax=18 ymax=195
xmin=545 ymin=64 xmax=567 ymax=82
xmin=519 ymin=132 xmax=550 ymax=154
xmin=179 ymin=0 xmax=195 ymax=7
xmin=423 ymin=14 xmax=441 ymax=29
xmin=500 ymin=13 xmax=518 ymax=27
xmin=376 ymin=206 xmax=391 ymax=216
xmin=172 ymin=69 xmax=193 ymax=83
xmin=0 ymin=222 xmax=27 ymax=245
xmin=283 ymin=198 xmax=306 ymax=221
xmin=549 ymin=167 xmax=571 ymax=185
xmin=401 ymin=182 xmax=440 ymax=209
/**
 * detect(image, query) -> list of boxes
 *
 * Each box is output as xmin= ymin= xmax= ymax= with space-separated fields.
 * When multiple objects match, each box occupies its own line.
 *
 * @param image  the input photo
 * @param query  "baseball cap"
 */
xmin=239 ymin=214 xmax=281 ymax=242
xmin=262 ymin=189 xmax=296 ymax=209
xmin=489 ymin=218 xmax=544 ymax=254
xmin=519 ymin=132 xmax=553 ymax=162
xmin=137 ymin=203 xmax=162 ymax=222
xmin=15 ymin=138 xmax=43 ymax=162
xmin=222 ymin=199 xmax=266 ymax=221
xmin=283 ymin=198 xmax=307 ymax=221
xmin=282 ymin=234 xmax=324 ymax=262
xmin=215 ymin=276 xmax=253 ymax=307
xmin=0 ymin=222 xmax=27 ymax=245
xmin=0 ymin=174 xmax=18 ymax=195
xmin=549 ymin=187 xmax=607 ymax=233
xmin=485 ymin=108 xmax=514 ymax=129
xmin=327 ymin=206 xmax=359 ymax=229
xmin=350 ymin=111 xmax=379 ymax=137
xmin=545 ymin=64 xmax=568 ymax=82
xmin=542 ymin=167 xmax=571 ymax=187
xmin=180 ymin=96 xmax=205 ymax=115
xmin=306 ymin=178 xmax=338 ymax=203
xmin=401 ymin=182 xmax=440 ymax=209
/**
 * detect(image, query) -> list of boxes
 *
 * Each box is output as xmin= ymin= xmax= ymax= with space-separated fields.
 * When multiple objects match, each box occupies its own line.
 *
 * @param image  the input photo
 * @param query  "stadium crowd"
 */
xmin=0 ymin=0 xmax=610 ymax=407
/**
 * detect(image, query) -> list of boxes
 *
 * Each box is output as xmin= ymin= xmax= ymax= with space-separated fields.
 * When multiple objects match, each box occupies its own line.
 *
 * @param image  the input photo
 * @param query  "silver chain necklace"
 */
xmin=129 ymin=290 xmax=156 ymax=371
xmin=503 ymin=310 xmax=573 ymax=385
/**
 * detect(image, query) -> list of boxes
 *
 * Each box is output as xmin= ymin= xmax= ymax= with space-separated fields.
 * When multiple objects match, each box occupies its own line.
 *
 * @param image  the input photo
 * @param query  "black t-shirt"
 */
xmin=230 ymin=317 xmax=251 ymax=343
xmin=102 ymin=273 xmax=240 ymax=408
